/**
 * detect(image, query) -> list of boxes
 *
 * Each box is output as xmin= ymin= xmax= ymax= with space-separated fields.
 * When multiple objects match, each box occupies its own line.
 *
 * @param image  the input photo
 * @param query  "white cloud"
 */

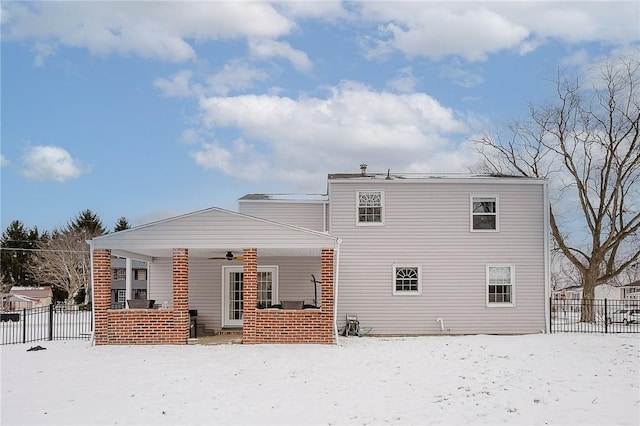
xmin=2 ymin=2 xmax=294 ymax=63
xmin=0 ymin=155 xmax=9 ymax=167
xmin=386 ymin=67 xmax=418 ymax=93
xmin=32 ymin=41 xmax=57 ymax=67
xmin=362 ymin=4 xmax=530 ymax=62
xmin=20 ymin=145 xmax=89 ymax=182
xmin=359 ymin=2 xmax=639 ymax=62
xmin=190 ymin=139 xmax=269 ymax=181
xmin=154 ymin=70 xmax=203 ymax=98
xmin=439 ymin=60 xmax=484 ymax=88
xmin=248 ymin=39 xmax=312 ymax=72
xmin=193 ymin=82 xmax=476 ymax=187
xmin=206 ymin=61 xmax=270 ymax=96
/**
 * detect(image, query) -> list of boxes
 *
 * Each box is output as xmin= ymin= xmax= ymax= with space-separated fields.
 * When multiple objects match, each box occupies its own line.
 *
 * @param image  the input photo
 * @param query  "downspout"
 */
xmin=543 ymin=181 xmax=551 ymax=333
xmin=333 ymin=238 xmax=342 ymax=343
xmin=87 ymin=240 xmax=96 ymax=346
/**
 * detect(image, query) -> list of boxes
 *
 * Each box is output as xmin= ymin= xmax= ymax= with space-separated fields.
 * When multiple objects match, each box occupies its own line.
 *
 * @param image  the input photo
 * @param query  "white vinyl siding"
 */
xmin=329 ymin=179 xmax=546 ymax=335
xmin=238 ymin=201 xmax=326 ymax=232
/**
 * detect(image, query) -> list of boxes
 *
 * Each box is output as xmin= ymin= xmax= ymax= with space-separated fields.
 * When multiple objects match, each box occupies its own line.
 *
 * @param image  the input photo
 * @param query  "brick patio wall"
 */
xmin=94 ymin=248 xmax=190 ymax=345
xmin=244 ymin=248 xmax=335 ymax=344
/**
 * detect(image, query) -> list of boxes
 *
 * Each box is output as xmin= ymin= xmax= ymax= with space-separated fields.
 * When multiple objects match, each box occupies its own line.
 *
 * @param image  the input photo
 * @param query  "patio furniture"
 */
xmin=127 ymin=299 xmax=155 ymax=309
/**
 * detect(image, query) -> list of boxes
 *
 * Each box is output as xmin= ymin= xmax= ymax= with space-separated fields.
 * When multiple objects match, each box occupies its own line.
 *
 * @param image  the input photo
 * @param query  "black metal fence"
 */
xmin=550 ymin=298 xmax=640 ymax=333
xmin=0 ymin=304 xmax=93 ymax=345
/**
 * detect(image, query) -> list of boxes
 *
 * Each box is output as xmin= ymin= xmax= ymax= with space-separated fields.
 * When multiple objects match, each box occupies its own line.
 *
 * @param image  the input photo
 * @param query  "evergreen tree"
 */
xmin=67 ymin=209 xmax=106 ymax=236
xmin=1 ymin=221 xmax=41 ymax=290
xmin=114 ymin=217 xmax=131 ymax=232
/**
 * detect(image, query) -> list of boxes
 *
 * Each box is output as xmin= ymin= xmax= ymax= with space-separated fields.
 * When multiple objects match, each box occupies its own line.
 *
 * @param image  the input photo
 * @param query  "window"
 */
xmin=135 ymin=269 xmax=147 ymax=280
xmin=112 ymin=269 xmax=126 ymax=280
xmin=471 ymin=195 xmax=498 ymax=231
xmin=486 ymin=265 xmax=514 ymax=306
xmin=393 ymin=265 xmax=422 ymax=295
xmin=357 ymin=190 xmax=384 ymax=225
xmin=257 ymin=271 xmax=274 ymax=308
xmin=116 ymin=289 xmax=126 ymax=303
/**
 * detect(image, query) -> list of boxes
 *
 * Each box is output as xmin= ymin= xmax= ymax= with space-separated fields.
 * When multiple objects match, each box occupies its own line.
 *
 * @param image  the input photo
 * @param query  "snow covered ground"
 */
xmin=1 ymin=334 xmax=639 ymax=425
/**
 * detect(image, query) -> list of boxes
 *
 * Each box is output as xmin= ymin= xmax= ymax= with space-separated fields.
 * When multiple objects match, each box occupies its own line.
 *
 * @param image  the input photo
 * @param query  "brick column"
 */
xmin=321 ymin=249 xmax=335 ymax=339
xmin=172 ymin=248 xmax=189 ymax=343
xmin=93 ymin=249 xmax=111 ymax=345
xmin=242 ymin=248 xmax=257 ymax=344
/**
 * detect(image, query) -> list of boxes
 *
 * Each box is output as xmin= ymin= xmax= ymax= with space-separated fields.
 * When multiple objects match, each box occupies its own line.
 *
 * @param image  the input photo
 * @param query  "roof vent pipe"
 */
xmin=360 ymin=163 xmax=367 ymax=176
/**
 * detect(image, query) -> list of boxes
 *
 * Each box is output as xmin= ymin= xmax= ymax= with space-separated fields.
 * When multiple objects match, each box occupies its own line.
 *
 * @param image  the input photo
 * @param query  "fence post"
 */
xmin=48 ymin=304 xmax=54 ymax=341
xmin=22 ymin=308 xmax=27 ymax=344
xmin=604 ymin=298 xmax=608 ymax=334
xmin=549 ymin=297 xmax=553 ymax=334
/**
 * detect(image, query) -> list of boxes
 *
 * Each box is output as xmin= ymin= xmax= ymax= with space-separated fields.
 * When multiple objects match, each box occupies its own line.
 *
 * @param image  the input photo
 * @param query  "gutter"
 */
xmin=543 ymin=182 xmax=551 ymax=333
xmin=87 ymin=239 xmax=96 ymax=346
xmin=333 ymin=238 xmax=342 ymax=343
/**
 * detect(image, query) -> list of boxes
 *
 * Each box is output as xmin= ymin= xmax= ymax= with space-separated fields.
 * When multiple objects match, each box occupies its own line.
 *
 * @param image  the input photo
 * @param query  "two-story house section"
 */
xmin=241 ymin=167 xmax=550 ymax=335
xmin=326 ymin=169 xmax=549 ymax=335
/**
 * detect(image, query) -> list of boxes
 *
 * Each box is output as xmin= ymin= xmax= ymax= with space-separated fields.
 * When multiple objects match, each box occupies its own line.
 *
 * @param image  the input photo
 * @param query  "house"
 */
xmin=110 ymin=257 xmax=149 ymax=309
xmin=622 ymin=281 xmax=640 ymax=302
xmin=552 ymin=282 xmax=637 ymax=302
xmin=89 ymin=167 xmax=550 ymax=345
xmin=4 ymin=286 xmax=53 ymax=310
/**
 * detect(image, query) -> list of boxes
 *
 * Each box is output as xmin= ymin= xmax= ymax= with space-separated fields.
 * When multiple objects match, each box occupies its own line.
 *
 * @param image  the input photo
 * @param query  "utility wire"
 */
xmin=0 ymin=247 xmax=88 ymax=254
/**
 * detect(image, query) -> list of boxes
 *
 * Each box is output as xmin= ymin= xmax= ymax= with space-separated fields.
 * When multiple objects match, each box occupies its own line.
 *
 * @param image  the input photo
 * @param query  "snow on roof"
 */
xmin=327 ymin=172 xmax=541 ymax=181
xmin=239 ymin=193 xmax=328 ymax=202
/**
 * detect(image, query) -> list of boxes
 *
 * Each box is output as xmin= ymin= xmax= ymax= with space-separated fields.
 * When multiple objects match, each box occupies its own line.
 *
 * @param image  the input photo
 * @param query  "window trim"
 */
xmin=470 ymin=194 xmax=499 ymax=232
xmin=356 ymin=189 xmax=385 ymax=226
xmin=392 ymin=264 xmax=422 ymax=296
xmin=486 ymin=264 xmax=515 ymax=307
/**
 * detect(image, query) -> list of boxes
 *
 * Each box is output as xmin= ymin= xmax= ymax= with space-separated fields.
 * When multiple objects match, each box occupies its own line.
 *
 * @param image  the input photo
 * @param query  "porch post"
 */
xmin=321 ymin=249 xmax=335 ymax=341
xmin=242 ymin=248 xmax=257 ymax=344
xmin=93 ymin=249 xmax=111 ymax=345
xmin=125 ymin=257 xmax=133 ymax=305
xmin=172 ymin=248 xmax=189 ymax=343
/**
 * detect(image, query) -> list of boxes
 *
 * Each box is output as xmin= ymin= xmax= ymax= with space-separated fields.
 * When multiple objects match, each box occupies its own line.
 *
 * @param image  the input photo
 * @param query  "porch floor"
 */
xmin=188 ymin=332 xmax=242 ymax=345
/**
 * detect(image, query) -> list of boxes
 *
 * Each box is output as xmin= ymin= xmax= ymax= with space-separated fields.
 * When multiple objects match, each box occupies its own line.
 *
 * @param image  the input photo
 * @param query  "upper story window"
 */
xmin=393 ymin=265 xmax=422 ymax=295
xmin=112 ymin=269 xmax=126 ymax=280
xmin=357 ymin=190 xmax=384 ymax=225
xmin=486 ymin=264 xmax=515 ymax=307
xmin=134 ymin=269 xmax=147 ymax=280
xmin=471 ymin=195 xmax=498 ymax=231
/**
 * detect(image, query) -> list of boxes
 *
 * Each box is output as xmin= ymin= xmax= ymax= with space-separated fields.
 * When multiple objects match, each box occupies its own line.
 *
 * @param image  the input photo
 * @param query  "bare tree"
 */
xmin=475 ymin=53 xmax=640 ymax=322
xmin=27 ymin=229 xmax=92 ymax=304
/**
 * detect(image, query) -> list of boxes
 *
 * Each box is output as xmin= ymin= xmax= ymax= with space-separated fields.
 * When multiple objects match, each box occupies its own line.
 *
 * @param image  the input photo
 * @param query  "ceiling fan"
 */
xmin=208 ymin=251 xmax=243 ymax=261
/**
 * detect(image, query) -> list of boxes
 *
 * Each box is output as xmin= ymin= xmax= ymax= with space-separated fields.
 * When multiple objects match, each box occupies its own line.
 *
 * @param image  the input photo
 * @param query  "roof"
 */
xmin=327 ymin=171 xmax=546 ymax=183
xmin=91 ymin=207 xmax=339 ymax=260
xmin=239 ymin=193 xmax=328 ymax=202
xmin=9 ymin=286 xmax=53 ymax=298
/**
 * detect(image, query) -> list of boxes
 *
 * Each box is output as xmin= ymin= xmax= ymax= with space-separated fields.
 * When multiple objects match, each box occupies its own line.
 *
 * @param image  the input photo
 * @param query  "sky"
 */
xmin=1 ymin=1 xmax=639 ymax=233
xmin=1 ymin=334 xmax=639 ymax=425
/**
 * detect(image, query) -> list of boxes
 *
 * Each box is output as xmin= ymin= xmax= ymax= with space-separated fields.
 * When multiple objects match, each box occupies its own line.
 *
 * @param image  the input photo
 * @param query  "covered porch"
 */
xmin=90 ymin=208 xmax=340 ymax=345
